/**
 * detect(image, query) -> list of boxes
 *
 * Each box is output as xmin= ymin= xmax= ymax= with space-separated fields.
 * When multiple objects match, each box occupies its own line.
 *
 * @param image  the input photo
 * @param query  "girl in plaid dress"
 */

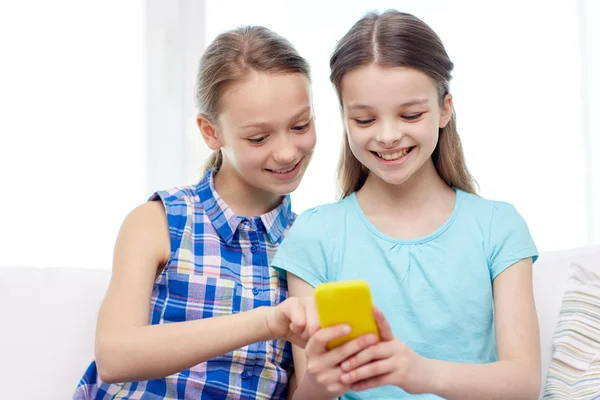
xmin=73 ymin=26 xmax=367 ymax=400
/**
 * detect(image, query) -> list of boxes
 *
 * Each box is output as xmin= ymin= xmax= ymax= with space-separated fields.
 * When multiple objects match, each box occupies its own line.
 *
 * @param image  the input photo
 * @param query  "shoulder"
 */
xmin=122 ymin=201 xmax=169 ymax=235
xmin=144 ymin=183 xmax=209 ymax=244
xmin=149 ymin=184 xmax=202 ymax=208
xmin=279 ymin=198 xmax=354 ymax=251
xmin=460 ymin=190 xmax=536 ymax=250
xmin=457 ymin=189 xmax=524 ymax=225
xmin=457 ymin=189 xmax=495 ymax=215
xmin=273 ymin=201 xmax=351 ymax=286
xmin=117 ymin=201 xmax=171 ymax=265
xmin=291 ymin=197 xmax=354 ymax=233
xmin=148 ymin=184 xmax=210 ymax=228
xmin=454 ymin=190 xmax=534 ymax=251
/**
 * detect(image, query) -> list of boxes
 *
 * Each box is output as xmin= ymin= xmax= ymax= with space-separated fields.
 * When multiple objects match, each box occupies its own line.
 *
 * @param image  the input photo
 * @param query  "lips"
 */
xmin=373 ymin=146 xmax=415 ymax=161
xmin=264 ymin=157 xmax=305 ymax=181
xmin=267 ymin=164 xmax=297 ymax=174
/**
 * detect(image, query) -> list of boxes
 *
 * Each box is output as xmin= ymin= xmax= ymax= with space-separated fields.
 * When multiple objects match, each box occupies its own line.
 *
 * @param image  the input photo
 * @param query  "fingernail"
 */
xmin=340 ymin=374 xmax=349 ymax=383
xmin=341 ymin=361 xmax=349 ymax=370
xmin=342 ymin=325 xmax=351 ymax=334
xmin=367 ymin=334 xmax=377 ymax=344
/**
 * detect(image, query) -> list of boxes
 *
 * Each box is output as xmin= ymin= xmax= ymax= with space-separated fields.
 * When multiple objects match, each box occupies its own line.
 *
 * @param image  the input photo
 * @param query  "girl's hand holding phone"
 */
xmin=303 ymin=324 xmax=380 ymax=398
xmin=295 ymin=280 xmax=381 ymax=398
xmin=338 ymin=307 xmax=431 ymax=395
xmin=309 ymin=280 xmax=430 ymax=396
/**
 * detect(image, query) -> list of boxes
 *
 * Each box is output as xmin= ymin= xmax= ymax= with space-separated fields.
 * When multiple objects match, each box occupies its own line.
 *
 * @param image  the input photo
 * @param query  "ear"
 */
xmin=439 ymin=93 xmax=453 ymax=129
xmin=197 ymin=114 xmax=222 ymax=151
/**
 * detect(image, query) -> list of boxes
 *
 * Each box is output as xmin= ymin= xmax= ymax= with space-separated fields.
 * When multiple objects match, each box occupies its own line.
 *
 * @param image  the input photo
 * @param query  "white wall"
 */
xmin=581 ymin=0 xmax=600 ymax=244
xmin=0 ymin=0 xmax=146 ymax=269
xmin=0 ymin=1 xmax=208 ymax=270
xmin=0 ymin=1 xmax=598 ymax=270
xmin=145 ymin=0 xmax=209 ymax=195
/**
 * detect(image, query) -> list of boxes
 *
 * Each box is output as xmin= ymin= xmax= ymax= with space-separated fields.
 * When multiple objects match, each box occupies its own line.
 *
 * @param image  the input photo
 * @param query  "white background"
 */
xmin=1 ymin=0 xmax=599 ymax=269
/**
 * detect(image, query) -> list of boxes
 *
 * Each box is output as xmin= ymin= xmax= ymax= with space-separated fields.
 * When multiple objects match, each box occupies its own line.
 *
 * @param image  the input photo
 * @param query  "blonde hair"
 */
xmin=195 ymin=26 xmax=310 ymax=173
xmin=330 ymin=11 xmax=477 ymax=198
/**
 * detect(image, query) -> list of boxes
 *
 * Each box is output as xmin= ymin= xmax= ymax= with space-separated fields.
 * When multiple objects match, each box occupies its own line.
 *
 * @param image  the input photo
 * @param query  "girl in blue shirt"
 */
xmin=273 ymin=10 xmax=541 ymax=400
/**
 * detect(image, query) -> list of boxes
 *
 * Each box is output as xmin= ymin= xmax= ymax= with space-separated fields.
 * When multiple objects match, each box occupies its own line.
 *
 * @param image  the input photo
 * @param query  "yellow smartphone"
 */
xmin=314 ymin=280 xmax=380 ymax=349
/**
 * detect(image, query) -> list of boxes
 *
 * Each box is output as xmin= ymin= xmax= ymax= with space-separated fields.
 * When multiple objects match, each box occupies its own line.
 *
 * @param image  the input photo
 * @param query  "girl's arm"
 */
xmin=95 ymin=201 xmax=312 ymax=384
xmin=340 ymin=258 xmax=541 ymax=400
xmin=287 ymin=373 xmax=298 ymax=397
xmin=426 ymin=257 xmax=541 ymax=399
xmin=285 ymin=275 xmax=315 ymax=397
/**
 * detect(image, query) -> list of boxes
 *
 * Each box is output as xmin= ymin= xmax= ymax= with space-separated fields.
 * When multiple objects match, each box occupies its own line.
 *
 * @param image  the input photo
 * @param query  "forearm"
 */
xmin=425 ymin=358 xmax=540 ymax=400
xmin=292 ymin=377 xmax=336 ymax=400
xmin=96 ymin=306 xmax=271 ymax=383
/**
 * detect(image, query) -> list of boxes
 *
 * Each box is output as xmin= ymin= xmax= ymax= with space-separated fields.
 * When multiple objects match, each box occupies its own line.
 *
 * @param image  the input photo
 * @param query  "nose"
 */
xmin=375 ymin=120 xmax=402 ymax=147
xmin=273 ymin=134 xmax=298 ymax=164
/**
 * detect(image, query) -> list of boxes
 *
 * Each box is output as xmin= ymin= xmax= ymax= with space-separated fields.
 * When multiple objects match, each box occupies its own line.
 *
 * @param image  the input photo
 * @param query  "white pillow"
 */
xmin=542 ymin=262 xmax=600 ymax=399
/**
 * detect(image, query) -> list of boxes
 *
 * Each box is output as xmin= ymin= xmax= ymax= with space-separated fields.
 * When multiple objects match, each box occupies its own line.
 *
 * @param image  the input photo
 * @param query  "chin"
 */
xmin=265 ymin=180 xmax=301 ymax=196
xmin=262 ymin=163 xmax=308 ymax=196
xmin=370 ymin=168 xmax=413 ymax=187
xmin=381 ymin=176 xmax=411 ymax=186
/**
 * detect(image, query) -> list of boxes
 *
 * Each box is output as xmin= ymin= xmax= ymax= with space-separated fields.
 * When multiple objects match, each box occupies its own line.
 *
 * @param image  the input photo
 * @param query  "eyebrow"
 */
xmin=241 ymin=106 xmax=312 ymax=129
xmin=346 ymin=99 xmax=429 ymax=111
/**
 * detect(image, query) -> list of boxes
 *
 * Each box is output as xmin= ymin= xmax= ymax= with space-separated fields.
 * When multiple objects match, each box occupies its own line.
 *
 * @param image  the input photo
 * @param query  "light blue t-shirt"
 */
xmin=272 ymin=189 xmax=538 ymax=399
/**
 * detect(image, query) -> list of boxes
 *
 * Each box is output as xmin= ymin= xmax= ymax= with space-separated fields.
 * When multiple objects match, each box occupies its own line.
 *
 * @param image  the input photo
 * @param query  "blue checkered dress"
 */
xmin=74 ymin=169 xmax=295 ymax=399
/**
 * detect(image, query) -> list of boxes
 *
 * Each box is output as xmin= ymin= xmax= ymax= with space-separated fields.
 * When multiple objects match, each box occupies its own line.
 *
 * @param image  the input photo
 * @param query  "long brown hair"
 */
xmin=195 ymin=26 xmax=311 ymax=173
xmin=330 ymin=11 xmax=477 ymax=198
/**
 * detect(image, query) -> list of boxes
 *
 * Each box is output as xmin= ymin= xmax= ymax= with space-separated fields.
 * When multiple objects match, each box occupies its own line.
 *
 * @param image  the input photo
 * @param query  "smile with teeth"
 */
xmin=269 ymin=162 xmax=298 ymax=174
xmin=375 ymin=147 xmax=414 ymax=161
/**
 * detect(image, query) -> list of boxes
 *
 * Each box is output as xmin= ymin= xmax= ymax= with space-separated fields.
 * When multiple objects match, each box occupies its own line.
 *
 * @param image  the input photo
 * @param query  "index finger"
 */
xmin=372 ymin=307 xmax=394 ymax=341
xmin=288 ymin=298 xmax=307 ymax=333
xmin=306 ymin=324 xmax=351 ymax=355
xmin=305 ymin=296 xmax=320 ymax=336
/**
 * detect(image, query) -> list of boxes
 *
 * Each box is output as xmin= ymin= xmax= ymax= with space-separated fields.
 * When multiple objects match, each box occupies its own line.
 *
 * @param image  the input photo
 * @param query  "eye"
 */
xmin=403 ymin=113 xmax=424 ymax=121
xmin=248 ymin=136 xmax=267 ymax=144
xmin=354 ymin=118 xmax=375 ymax=126
xmin=292 ymin=122 xmax=310 ymax=132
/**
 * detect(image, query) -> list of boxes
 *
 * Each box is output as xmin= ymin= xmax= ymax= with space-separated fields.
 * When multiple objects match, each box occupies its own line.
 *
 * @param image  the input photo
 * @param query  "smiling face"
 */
xmin=200 ymin=71 xmax=316 ymax=197
xmin=341 ymin=63 xmax=452 ymax=187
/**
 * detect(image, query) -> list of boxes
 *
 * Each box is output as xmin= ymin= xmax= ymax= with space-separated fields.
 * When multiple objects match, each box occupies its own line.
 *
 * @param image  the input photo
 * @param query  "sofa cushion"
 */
xmin=542 ymin=261 xmax=600 ymax=398
xmin=0 ymin=266 xmax=110 ymax=400
xmin=533 ymin=244 xmax=600 ymax=393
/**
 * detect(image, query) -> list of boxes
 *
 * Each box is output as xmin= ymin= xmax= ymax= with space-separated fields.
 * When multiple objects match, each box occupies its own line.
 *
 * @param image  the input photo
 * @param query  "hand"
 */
xmin=302 ymin=325 xmax=379 ymax=398
xmin=338 ymin=307 xmax=430 ymax=394
xmin=265 ymin=296 xmax=320 ymax=348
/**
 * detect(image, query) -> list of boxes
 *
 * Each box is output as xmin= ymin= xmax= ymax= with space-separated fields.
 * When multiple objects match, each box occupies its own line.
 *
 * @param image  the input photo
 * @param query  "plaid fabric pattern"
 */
xmin=74 ymin=169 xmax=295 ymax=399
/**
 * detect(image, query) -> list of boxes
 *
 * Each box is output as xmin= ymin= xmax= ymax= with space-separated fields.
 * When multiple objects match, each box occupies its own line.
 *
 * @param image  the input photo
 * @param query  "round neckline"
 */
xmin=349 ymin=188 xmax=463 ymax=245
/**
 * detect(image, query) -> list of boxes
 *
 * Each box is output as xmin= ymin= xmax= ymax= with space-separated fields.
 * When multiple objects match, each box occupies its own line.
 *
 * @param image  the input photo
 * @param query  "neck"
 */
xmin=213 ymin=164 xmax=283 ymax=217
xmin=357 ymin=158 xmax=454 ymax=215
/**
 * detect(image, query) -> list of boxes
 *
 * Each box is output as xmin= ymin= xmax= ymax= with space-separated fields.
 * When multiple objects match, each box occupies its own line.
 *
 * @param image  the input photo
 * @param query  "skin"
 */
xmin=95 ymin=71 xmax=322 ymax=390
xmin=290 ymin=64 xmax=541 ymax=400
xmin=198 ymin=71 xmax=317 ymax=216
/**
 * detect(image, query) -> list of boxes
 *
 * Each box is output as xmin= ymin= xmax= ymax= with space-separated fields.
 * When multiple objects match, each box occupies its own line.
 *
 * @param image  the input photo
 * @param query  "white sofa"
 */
xmin=1 ymin=245 xmax=599 ymax=400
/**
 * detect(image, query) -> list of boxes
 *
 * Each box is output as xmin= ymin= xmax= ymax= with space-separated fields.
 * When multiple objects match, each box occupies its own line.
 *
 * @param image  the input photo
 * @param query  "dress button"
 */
xmin=250 ymin=244 xmax=258 ymax=253
xmin=252 ymin=287 xmax=260 ymax=296
xmin=241 ymin=371 xmax=249 ymax=380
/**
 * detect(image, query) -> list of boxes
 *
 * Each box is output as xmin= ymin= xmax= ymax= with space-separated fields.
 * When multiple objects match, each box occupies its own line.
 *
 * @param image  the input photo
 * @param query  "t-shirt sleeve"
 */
xmin=271 ymin=207 xmax=331 ymax=288
xmin=487 ymin=201 xmax=538 ymax=280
